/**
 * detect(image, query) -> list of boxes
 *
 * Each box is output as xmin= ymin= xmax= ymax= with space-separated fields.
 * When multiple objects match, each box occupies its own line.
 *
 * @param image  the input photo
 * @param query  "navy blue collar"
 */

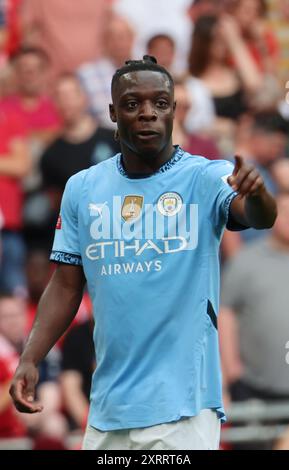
xmin=117 ymin=146 xmax=184 ymax=179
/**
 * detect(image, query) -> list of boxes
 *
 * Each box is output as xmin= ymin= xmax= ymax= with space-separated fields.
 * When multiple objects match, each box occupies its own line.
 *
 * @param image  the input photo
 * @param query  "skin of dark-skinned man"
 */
xmin=9 ymin=62 xmax=277 ymax=450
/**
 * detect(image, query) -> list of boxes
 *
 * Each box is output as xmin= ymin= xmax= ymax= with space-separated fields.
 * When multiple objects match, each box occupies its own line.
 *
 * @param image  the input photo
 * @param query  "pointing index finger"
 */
xmin=233 ymin=155 xmax=243 ymax=175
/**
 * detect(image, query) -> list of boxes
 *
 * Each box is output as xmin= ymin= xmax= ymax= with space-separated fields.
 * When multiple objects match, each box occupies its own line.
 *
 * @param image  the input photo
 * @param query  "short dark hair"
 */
xmin=252 ymin=111 xmax=289 ymax=135
xmin=111 ymin=55 xmax=174 ymax=95
xmin=147 ymin=34 xmax=175 ymax=51
xmin=189 ymin=15 xmax=218 ymax=77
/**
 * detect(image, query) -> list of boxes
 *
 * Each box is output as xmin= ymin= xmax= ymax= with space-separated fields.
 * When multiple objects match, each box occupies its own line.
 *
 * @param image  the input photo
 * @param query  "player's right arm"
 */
xmin=9 ymin=263 xmax=86 ymax=413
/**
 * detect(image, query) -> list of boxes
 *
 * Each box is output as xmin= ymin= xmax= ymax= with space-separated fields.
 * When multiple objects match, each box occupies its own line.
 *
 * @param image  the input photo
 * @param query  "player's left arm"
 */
xmin=228 ymin=155 xmax=277 ymax=229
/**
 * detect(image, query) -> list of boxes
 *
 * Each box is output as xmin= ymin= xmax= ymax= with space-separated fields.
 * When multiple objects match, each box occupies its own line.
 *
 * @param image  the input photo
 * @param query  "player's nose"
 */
xmin=139 ymin=101 xmax=157 ymax=121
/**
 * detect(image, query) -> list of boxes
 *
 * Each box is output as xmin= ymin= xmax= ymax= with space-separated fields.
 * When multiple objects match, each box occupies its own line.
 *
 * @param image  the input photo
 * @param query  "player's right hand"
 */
xmin=9 ymin=361 xmax=43 ymax=413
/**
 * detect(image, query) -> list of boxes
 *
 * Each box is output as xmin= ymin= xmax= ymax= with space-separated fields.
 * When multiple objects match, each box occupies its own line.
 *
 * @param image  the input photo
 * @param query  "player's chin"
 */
xmin=134 ymin=140 xmax=163 ymax=158
xmin=140 ymin=147 xmax=162 ymax=159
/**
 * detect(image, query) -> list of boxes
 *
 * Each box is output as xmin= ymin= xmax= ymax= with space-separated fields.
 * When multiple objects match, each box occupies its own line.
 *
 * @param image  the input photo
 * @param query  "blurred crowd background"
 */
xmin=1 ymin=0 xmax=289 ymax=450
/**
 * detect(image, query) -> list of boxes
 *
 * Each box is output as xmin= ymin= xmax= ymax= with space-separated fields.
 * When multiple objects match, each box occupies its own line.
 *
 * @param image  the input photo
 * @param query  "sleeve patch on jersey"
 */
xmin=50 ymin=251 xmax=82 ymax=266
xmin=56 ymin=215 xmax=62 ymax=230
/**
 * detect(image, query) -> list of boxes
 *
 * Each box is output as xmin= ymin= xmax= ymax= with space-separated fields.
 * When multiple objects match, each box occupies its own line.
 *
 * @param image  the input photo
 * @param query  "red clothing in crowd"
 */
xmin=185 ymin=134 xmax=220 ymax=161
xmin=25 ymin=292 xmax=93 ymax=346
xmin=21 ymin=0 xmax=114 ymax=77
xmin=0 ymin=103 xmax=27 ymax=230
xmin=2 ymin=0 xmax=23 ymax=56
xmin=2 ymin=95 xmax=61 ymax=133
xmin=0 ymin=337 xmax=26 ymax=438
xmin=247 ymin=30 xmax=279 ymax=72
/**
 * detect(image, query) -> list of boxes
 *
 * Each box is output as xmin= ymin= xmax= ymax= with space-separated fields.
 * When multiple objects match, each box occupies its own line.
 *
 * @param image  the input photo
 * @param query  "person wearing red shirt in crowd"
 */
xmin=0 ymin=102 xmax=30 ymax=294
xmin=172 ymin=79 xmax=220 ymax=160
xmin=229 ymin=0 xmax=279 ymax=74
xmin=3 ymin=47 xmax=61 ymax=144
xmin=0 ymin=356 xmax=27 ymax=438
xmin=2 ymin=47 xmax=61 ymax=254
xmin=0 ymin=292 xmax=68 ymax=447
xmin=20 ymin=0 xmax=115 ymax=79
xmin=0 ymin=293 xmax=27 ymax=438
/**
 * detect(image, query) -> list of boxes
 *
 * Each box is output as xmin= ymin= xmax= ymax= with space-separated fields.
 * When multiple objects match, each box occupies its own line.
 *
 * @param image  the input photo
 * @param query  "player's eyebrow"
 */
xmin=120 ymin=90 xmax=171 ymax=100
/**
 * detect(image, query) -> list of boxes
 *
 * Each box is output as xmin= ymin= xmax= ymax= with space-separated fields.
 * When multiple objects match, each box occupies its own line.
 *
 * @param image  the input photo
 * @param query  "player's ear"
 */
xmin=173 ymin=101 xmax=176 ymax=118
xmin=109 ymin=104 xmax=117 ymax=123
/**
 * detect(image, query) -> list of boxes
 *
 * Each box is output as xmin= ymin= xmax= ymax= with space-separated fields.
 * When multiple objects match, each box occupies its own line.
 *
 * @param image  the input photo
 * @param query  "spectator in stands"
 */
xmin=219 ymin=192 xmax=289 ymax=448
xmin=0 ymin=293 xmax=27 ymax=438
xmin=182 ymin=80 xmax=216 ymax=135
xmin=40 ymin=74 xmax=120 ymax=247
xmin=188 ymin=14 xmax=262 ymax=155
xmin=184 ymin=1 xmax=242 ymax=136
xmin=2 ymin=48 xmax=61 ymax=251
xmin=5 ymin=48 xmax=60 ymax=143
xmin=235 ymin=111 xmax=288 ymax=244
xmin=0 ymin=101 xmax=30 ymax=295
xmin=187 ymin=0 xmax=227 ymax=22
xmin=227 ymin=0 xmax=281 ymax=112
xmin=20 ymin=0 xmax=114 ymax=78
xmin=114 ymin=0 xmax=192 ymax=74
xmin=77 ymin=16 xmax=134 ymax=129
xmin=172 ymin=77 xmax=242 ymax=261
xmin=220 ymin=111 xmax=288 ymax=256
xmin=0 ymin=356 xmax=27 ymax=438
xmin=41 ymin=74 xmax=119 ymax=194
xmin=172 ymin=78 xmax=220 ymax=158
xmin=146 ymin=34 xmax=176 ymax=74
xmin=0 ymin=293 xmax=26 ymax=354
xmin=228 ymin=0 xmax=279 ymax=74
xmin=3 ymin=48 xmax=61 ymax=191
xmin=0 ymin=292 xmax=67 ymax=446
xmin=60 ymin=318 xmax=95 ymax=431
xmin=267 ymin=0 xmax=289 ymax=87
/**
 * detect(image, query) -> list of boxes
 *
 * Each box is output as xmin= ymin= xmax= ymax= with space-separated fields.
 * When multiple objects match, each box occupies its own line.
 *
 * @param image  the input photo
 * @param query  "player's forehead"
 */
xmin=115 ymin=70 xmax=173 ymax=100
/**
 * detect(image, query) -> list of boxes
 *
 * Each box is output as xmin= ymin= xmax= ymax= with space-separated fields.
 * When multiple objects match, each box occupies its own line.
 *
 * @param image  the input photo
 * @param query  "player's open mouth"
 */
xmin=136 ymin=130 xmax=159 ymax=140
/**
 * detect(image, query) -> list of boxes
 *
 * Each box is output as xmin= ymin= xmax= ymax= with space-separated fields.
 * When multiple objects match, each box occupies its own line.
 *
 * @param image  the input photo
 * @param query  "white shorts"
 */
xmin=82 ymin=409 xmax=220 ymax=450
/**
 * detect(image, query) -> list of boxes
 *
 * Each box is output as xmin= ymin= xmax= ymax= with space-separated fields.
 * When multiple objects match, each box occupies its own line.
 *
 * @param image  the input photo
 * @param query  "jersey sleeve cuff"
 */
xmin=226 ymin=193 xmax=249 ymax=232
xmin=50 ymin=250 xmax=83 ymax=266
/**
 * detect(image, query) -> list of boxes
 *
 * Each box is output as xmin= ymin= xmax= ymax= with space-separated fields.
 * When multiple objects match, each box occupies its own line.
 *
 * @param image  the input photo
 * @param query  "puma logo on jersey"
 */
xmin=89 ymin=202 xmax=107 ymax=217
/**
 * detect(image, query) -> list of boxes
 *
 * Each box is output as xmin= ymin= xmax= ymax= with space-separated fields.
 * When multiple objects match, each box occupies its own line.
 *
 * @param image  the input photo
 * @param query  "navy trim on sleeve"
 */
xmin=50 ymin=251 xmax=82 ymax=266
xmin=226 ymin=193 xmax=249 ymax=232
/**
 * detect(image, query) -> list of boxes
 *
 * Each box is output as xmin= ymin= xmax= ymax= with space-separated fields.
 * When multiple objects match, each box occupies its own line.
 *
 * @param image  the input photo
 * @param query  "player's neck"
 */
xmin=120 ymin=140 xmax=175 ymax=176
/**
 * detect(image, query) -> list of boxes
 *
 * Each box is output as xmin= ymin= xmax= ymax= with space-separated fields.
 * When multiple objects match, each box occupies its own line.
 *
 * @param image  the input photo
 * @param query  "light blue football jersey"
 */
xmin=51 ymin=146 xmax=239 ymax=431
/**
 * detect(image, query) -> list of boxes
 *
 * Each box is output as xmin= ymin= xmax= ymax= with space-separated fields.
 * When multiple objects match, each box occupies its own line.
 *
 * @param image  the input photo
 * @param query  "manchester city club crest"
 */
xmin=121 ymin=195 xmax=144 ymax=222
xmin=157 ymin=192 xmax=183 ymax=216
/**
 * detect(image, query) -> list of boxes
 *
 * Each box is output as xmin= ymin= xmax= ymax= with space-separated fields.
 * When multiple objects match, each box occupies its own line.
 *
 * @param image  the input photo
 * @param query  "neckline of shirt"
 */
xmin=115 ymin=145 xmax=185 ymax=180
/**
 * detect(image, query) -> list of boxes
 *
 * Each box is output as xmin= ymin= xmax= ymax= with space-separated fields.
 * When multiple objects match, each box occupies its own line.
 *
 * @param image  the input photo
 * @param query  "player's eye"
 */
xmin=156 ymin=99 xmax=169 ymax=109
xmin=126 ymin=101 xmax=138 ymax=110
